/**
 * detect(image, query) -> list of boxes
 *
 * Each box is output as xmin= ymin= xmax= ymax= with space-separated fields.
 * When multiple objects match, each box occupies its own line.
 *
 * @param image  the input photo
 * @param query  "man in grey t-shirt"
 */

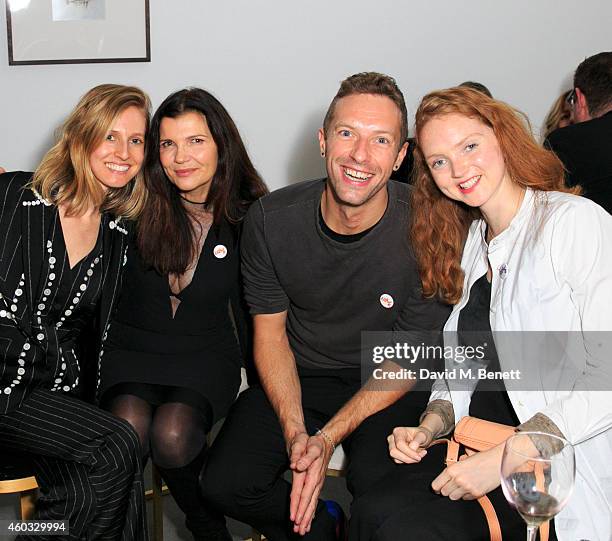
xmin=201 ymin=72 xmax=449 ymax=540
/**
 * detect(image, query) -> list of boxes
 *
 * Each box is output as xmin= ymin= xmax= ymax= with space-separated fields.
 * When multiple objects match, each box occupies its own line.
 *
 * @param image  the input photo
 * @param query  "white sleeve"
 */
xmin=538 ymin=200 xmax=612 ymax=443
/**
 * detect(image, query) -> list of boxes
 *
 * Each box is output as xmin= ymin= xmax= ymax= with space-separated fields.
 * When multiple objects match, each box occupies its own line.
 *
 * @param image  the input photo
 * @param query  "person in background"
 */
xmin=546 ymin=52 xmax=612 ymax=213
xmin=351 ymin=86 xmax=612 ymax=541
xmin=459 ymin=80 xmax=493 ymax=98
xmin=542 ymin=90 xmax=573 ymax=140
xmin=389 ymin=137 xmax=416 ymax=183
xmin=99 ymin=87 xmax=267 ymax=541
xmin=0 ymin=84 xmax=150 ymax=540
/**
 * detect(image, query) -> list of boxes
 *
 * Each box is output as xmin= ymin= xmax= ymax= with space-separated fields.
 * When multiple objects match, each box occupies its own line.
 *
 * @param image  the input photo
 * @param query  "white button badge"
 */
xmin=213 ymin=244 xmax=228 ymax=259
xmin=380 ymin=293 xmax=394 ymax=309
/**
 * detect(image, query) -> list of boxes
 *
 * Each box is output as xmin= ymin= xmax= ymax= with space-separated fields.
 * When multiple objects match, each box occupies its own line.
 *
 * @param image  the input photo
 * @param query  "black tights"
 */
xmin=107 ymin=391 xmax=231 ymax=541
xmin=107 ymin=393 xmax=207 ymax=468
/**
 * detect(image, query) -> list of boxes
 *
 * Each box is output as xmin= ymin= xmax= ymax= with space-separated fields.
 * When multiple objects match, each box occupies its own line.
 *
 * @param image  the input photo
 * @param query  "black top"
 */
xmin=241 ymin=179 xmax=451 ymax=370
xmin=1 ymin=213 xmax=104 ymax=397
xmin=100 ymin=219 xmax=244 ymax=423
xmin=459 ymin=274 xmax=519 ymax=426
xmin=318 ymin=206 xmax=379 ymax=243
xmin=0 ymin=171 xmax=130 ymax=413
xmin=546 ymin=111 xmax=612 ymax=214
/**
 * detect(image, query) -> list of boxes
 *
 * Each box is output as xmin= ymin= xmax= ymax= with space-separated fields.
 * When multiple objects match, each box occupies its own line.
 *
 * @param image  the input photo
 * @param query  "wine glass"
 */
xmin=501 ymin=432 xmax=575 ymax=541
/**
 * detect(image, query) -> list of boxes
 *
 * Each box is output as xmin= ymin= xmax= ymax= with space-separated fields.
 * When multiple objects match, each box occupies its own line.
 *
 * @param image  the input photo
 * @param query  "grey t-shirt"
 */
xmin=241 ymin=178 xmax=450 ymax=370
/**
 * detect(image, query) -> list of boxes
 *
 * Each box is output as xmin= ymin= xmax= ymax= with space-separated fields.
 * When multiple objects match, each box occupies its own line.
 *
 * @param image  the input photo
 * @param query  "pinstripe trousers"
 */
xmin=0 ymin=389 xmax=148 ymax=541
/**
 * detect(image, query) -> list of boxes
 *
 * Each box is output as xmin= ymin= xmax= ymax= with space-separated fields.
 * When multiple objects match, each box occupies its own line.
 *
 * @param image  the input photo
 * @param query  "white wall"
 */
xmin=1 ymin=0 xmax=611 ymax=191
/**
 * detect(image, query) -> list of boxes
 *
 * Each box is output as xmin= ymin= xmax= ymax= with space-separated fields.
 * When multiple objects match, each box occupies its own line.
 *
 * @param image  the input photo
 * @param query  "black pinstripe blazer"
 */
xmin=0 ymin=171 xmax=129 ymax=413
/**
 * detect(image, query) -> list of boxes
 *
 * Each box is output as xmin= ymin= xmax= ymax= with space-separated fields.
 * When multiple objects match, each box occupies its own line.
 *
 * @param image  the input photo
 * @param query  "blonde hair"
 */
xmin=542 ymin=90 xmax=572 ymax=141
xmin=32 ymin=84 xmax=150 ymax=218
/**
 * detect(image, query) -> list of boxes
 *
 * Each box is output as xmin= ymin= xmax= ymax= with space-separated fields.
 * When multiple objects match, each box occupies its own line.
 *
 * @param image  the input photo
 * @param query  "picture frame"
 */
xmin=6 ymin=0 xmax=150 ymax=65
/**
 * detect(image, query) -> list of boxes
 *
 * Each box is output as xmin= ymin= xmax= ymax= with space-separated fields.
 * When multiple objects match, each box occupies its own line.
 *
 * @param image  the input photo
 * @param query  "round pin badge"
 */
xmin=380 ymin=293 xmax=394 ymax=309
xmin=213 ymin=244 xmax=228 ymax=259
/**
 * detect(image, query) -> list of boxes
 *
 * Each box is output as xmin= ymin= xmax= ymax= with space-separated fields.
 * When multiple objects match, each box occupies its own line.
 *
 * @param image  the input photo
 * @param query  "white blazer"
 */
xmin=429 ymin=189 xmax=612 ymax=541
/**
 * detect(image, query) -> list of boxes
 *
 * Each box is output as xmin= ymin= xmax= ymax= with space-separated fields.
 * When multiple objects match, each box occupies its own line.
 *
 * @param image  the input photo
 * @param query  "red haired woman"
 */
xmin=351 ymin=87 xmax=612 ymax=541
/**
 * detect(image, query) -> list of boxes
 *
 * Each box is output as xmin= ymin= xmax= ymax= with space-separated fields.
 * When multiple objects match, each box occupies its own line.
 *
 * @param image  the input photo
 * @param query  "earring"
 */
xmin=321 ymin=151 xmax=325 ymax=157
xmin=393 ymin=165 xmax=399 ymax=171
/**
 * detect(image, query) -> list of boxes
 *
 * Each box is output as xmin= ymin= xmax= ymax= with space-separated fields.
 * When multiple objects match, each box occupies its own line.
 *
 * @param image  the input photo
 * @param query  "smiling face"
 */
xmin=158 ymin=111 xmax=218 ymax=203
xmin=318 ymin=93 xmax=407 ymax=212
xmin=89 ymin=105 xmax=146 ymax=191
xmin=418 ymin=113 xmax=514 ymax=215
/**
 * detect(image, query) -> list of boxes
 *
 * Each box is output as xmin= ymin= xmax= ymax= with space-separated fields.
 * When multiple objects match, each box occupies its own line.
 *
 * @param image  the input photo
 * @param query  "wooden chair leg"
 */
xmin=152 ymin=464 xmax=164 ymax=541
xmin=20 ymin=488 xmax=37 ymax=520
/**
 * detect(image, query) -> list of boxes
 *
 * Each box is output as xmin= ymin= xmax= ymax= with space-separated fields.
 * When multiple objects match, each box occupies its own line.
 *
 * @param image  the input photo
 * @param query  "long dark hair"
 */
xmin=137 ymin=88 xmax=268 ymax=274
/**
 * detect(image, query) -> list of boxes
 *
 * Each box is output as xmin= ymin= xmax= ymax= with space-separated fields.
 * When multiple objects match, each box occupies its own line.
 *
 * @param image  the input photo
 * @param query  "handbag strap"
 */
xmin=428 ymin=440 xmax=501 ymax=541
xmin=477 ymin=494 xmax=503 ymax=541
xmin=535 ymin=462 xmax=549 ymax=541
xmin=432 ymin=438 xmax=549 ymax=541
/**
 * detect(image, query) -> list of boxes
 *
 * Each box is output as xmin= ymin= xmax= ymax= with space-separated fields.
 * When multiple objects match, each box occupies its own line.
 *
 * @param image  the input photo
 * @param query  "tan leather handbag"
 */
xmin=432 ymin=416 xmax=549 ymax=541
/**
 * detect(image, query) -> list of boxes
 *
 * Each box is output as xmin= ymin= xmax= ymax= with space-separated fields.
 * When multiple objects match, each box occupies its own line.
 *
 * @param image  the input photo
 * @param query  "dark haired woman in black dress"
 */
xmin=99 ymin=88 xmax=268 ymax=541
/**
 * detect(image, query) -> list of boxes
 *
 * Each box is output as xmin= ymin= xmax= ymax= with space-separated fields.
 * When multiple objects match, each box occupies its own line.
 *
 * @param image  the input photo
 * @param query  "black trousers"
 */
xmin=349 ymin=443 xmax=558 ymax=541
xmin=0 ymin=389 xmax=147 ymax=541
xmin=201 ymin=369 xmax=432 ymax=541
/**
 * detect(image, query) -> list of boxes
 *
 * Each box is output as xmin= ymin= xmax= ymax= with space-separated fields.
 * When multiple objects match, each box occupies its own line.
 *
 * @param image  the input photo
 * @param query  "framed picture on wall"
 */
xmin=6 ymin=0 xmax=150 ymax=65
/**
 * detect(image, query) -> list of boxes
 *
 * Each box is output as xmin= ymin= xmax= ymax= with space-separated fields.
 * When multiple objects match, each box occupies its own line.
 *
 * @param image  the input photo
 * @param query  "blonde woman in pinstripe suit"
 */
xmin=0 ymin=85 xmax=150 ymax=540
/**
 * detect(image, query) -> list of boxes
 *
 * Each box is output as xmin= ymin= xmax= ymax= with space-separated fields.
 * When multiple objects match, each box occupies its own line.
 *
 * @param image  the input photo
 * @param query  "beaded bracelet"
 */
xmin=315 ymin=429 xmax=336 ymax=451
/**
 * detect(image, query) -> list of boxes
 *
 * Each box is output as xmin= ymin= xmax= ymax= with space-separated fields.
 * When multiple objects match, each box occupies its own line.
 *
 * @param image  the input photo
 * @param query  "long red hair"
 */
xmin=411 ymin=87 xmax=578 ymax=304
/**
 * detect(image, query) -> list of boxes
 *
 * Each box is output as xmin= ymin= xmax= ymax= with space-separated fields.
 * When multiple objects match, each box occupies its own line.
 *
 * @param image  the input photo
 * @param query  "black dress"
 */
xmin=100 ymin=218 xmax=244 ymax=426
xmin=462 ymin=274 xmax=519 ymax=425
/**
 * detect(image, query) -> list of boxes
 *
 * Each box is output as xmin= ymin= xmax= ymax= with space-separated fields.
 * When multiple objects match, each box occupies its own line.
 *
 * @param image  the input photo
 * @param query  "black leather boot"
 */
xmin=156 ymin=449 xmax=232 ymax=541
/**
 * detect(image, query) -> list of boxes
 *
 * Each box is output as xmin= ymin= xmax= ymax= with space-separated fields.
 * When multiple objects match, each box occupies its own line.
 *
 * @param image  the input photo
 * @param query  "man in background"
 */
xmin=546 ymin=52 xmax=612 ymax=213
